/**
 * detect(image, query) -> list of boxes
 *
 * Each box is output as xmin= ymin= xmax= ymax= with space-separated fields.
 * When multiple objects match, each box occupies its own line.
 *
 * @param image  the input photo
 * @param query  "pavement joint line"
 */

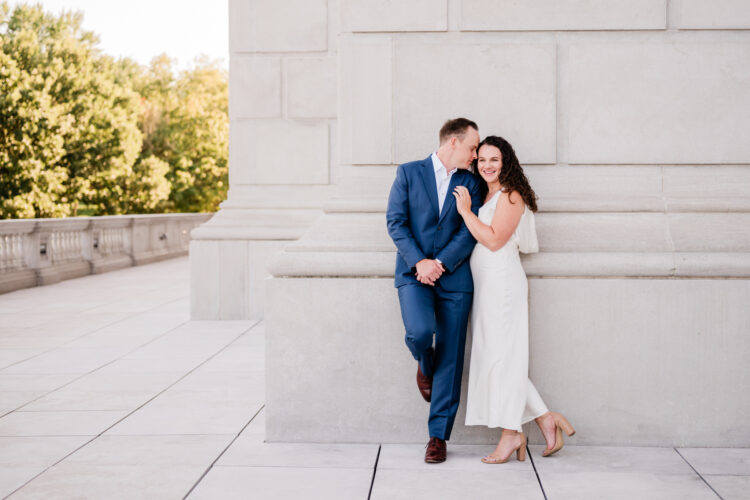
xmin=2 ymin=324 xmax=255 ymax=499
xmin=367 ymin=444 xmax=382 ymax=500
xmin=674 ymin=448 xmax=724 ymax=499
xmin=0 ymin=293 xmax=190 ymax=374
xmin=527 ymin=444 xmax=548 ymax=500
xmin=182 ymin=404 xmax=266 ymax=500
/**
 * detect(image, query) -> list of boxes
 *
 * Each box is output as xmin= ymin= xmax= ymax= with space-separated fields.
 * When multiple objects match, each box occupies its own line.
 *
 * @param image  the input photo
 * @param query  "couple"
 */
xmin=386 ymin=118 xmax=575 ymax=464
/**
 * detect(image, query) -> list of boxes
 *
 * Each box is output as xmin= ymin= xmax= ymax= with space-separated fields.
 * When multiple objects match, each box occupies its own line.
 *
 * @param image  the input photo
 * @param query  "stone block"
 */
xmin=229 ymin=120 xmax=329 ymax=185
xmin=190 ymin=240 xmax=220 ymax=320
xmin=339 ymin=35 xmax=392 ymax=165
xmin=663 ymin=165 xmax=750 ymax=198
xmin=340 ymin=0 xmax=448 ymax=32
xmin=393 ymin=39 xmax=556 ymax=165
xmin=218 ymin=240 xmax=249 ymax=319
xmin=286 ymin=57 xmax=337 ymax=118
xmin=230 ymin=0 xmax=327 ymax=53
xmin=525 ymin=166 xmax=665 ymax=212
xmin=536 ymin=213 xmax=672 ymax=252
xmin=229 ymin=57 xmax=280 ymax=119
xmin=190 ymin=223 xmax=305 ymax=320
xmin=460 ymin=0 xmax=666 ymax=31
xmin=564 ymin=41 xmax=750 ymax=164
xmin=527 ymin=278 xmax=750 ymax=447
xmin=668 ymin=213 xmax=750 ymax=252
xmin=664 ymin=165 xmax=750 ymax=211
xmin=266 ymin=276 xmax=750 ymax=446
xmin=674 ymin=0 xmax=750 ymax=29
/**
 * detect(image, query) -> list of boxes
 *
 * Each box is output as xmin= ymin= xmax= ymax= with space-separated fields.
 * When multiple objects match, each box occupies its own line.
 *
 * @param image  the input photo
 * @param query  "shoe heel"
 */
xmin=554 ymin=412 xmax=576 ymax=436
xmin=517 ymin=434 xmax=527 ymax=461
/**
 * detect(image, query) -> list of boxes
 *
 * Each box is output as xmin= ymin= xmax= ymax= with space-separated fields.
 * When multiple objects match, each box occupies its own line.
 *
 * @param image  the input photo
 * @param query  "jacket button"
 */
xmin=437 ymin=226 xmax=442 ymax=230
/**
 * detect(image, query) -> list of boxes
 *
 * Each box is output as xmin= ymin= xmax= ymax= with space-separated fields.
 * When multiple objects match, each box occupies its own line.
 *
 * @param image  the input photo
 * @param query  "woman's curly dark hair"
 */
xmin=472 ymin=135 xmax=538 ymax=212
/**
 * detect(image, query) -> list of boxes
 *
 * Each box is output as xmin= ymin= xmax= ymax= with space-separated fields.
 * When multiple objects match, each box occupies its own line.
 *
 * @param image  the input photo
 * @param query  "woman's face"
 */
xmin=477 ymin=144 xmax=502 ymax=184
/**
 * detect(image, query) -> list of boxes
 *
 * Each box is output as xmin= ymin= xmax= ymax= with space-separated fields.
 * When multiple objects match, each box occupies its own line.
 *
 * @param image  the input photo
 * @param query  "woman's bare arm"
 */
xmin=453 ymin=187 xmax=525 ymax=252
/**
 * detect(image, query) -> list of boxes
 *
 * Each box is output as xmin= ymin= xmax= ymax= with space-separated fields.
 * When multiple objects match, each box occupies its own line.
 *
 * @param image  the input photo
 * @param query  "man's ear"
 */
xmin=450 ymin=136 xmax=457 ymax=148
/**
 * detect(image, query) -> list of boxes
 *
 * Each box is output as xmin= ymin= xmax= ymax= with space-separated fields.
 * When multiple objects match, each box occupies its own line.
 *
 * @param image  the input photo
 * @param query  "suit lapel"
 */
xmin=438 ymin=171 xmax=461 ymax=223
xmin=419 ymin=157 xmax=440 ymax=219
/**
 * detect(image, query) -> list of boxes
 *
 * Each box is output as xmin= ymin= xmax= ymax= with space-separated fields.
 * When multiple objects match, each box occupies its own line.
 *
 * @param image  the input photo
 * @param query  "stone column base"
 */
xmin=265 ymin=275 xmax=750 ymax=447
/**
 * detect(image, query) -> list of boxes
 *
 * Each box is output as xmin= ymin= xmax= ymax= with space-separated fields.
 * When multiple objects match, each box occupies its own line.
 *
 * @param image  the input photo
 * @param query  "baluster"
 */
xmin=13 ymin=234 xmax=23 ymax=269
xmin=49 ymin=233 xmax=56 ymax=263
xmin=75 ymin=231 xmax=82 ymax=259
xmin=0 ymin=235 xmax=6 ymax=271
xmin=63 ymin=232 xmax=71 ymax=261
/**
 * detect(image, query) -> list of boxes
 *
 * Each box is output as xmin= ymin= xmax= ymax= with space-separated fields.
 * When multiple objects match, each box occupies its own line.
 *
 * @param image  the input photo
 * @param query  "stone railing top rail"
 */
xmin=0 ymin=213 xmax=213 ymax=231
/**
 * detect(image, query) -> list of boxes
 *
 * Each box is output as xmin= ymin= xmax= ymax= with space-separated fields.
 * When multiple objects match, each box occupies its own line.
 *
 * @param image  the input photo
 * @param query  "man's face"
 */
xmin=451 ymin=127 xmax=480 ymax=170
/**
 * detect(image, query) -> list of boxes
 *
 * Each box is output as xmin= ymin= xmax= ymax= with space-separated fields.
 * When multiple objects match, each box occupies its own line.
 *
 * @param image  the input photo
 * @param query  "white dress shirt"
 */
xmin=431 ymin=152 xmax=455 ymax=215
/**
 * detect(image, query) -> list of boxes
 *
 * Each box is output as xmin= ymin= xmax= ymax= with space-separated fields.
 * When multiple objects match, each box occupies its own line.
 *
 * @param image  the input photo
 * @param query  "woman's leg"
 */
xmin=485 ymin=428 xmax=525 ymax=462
xmin=522 ymin=379 xmax=556 ymax=450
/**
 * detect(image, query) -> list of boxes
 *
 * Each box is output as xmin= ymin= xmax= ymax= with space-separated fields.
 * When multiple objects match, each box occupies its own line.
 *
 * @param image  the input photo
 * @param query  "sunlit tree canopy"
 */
xmin=0 ymin=2 xmax=228 ymax=218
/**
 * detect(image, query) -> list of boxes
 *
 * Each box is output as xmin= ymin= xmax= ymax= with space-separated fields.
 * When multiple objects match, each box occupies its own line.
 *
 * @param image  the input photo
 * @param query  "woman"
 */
xmin=453 ymin=136 xmax=575 ymax=464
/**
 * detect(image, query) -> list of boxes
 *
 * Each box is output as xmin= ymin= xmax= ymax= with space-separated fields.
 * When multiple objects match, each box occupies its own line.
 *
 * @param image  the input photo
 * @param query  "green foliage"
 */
xmin=135 ymin=55 xmax=229 ymax=213
xmin=0 ymin=2 xmax=228 ymax=218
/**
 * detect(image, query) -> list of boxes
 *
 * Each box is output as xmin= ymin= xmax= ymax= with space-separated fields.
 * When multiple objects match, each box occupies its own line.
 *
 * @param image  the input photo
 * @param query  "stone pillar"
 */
xmin=190 ymin=0 xmax=338 ymax=319
xmin=257 ymin=1 xmax=750 ymax=445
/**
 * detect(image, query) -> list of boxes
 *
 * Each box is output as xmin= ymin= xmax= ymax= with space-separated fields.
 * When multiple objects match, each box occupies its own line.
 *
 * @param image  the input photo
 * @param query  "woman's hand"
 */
xmin=452 ymin=185 xmax=472 ymax=216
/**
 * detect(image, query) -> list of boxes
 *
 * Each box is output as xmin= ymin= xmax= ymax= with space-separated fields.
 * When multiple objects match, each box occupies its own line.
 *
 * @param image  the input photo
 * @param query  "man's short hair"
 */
xmin=439 ymin=118 xmax=478 ymax=144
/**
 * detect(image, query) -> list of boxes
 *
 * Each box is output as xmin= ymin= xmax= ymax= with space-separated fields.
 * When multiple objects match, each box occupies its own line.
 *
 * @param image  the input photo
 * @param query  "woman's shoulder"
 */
xmin=498 ymin=189 xmax=526 ymax=212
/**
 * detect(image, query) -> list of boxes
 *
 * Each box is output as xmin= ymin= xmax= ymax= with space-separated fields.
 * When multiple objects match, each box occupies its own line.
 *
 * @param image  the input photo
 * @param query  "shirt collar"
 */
xmin=431 ymin=152 xmax=455 ymax=177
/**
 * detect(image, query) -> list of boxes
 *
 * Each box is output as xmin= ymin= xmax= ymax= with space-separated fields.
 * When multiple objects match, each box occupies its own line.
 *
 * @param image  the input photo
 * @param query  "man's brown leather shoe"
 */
xmin=425 ymin=437 xmax=446 ymax=463
xmin=416 ymin=365 xmax=432 ymax=402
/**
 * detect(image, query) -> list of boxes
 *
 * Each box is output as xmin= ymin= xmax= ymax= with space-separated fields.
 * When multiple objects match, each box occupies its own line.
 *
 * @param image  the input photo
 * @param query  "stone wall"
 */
xmin=219 ymin=0 xmax=750 ymax=445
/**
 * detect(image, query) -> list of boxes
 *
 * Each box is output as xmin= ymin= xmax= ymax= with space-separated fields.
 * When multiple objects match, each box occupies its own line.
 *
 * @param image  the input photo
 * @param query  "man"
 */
xmin=386 ymin=118 xmax=482 ymax=463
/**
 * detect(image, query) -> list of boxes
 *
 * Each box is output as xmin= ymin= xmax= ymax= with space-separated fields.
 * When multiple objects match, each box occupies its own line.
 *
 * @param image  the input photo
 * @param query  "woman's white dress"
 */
xmin=464 ymin=191 xmax=548 ymax=431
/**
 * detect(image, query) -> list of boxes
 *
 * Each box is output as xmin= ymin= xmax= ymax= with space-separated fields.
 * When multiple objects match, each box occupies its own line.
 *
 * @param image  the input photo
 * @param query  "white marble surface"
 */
xmin=1 ymin=258 xmax=747 ymax=499
xmin=460 ymin=0 xmax=666 ymax=30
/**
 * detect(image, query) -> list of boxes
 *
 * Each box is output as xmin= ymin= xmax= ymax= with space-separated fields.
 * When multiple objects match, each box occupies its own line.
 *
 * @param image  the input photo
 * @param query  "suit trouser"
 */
xmin=397 ymin=283 xmax=473 ymax=441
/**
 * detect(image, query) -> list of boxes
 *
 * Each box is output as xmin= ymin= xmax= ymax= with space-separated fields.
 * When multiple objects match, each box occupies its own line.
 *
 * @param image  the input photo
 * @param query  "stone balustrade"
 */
xmin=0 ymin=213 xmax=212 ymax=294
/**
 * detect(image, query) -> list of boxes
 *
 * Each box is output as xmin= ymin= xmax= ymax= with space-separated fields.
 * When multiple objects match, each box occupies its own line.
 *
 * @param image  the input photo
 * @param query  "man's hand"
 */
xmin=415 ymin=259 xmax=444 ymax=286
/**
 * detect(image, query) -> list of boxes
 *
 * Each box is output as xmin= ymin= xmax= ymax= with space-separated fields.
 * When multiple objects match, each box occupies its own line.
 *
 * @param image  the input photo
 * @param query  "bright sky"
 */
xmin=11 ymin=0 xmax=228 ymax=70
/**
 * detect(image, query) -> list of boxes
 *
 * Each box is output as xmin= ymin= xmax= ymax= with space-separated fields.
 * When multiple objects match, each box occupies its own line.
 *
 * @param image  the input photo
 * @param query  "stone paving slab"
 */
xmin=378 ymin=443 xmax=532 ymax=472
xmin=678 ymin=447 xmax=750 ymax=475
xmin=537 ymin=471 xmax=718 ymax=500
xmin=63 ymin=434 xmax=235 ymax=466
xmin=0 ymin=436 xmax=92 ymax=498
xmin=702 ymin=475 xmax=750 ymax=500
xmin=0 ymin=411 xmax=127 ymax=437
xmin=218 ymin=440 xmax=379 ymax=469
xmin=528 ymin=444 xmax=697 ymax=475
xmin=188 ymin=466 xmax=374 ymax=500
xmin=370 ymin=468 xmax=544 ymax=500
xmin=0 ymin=258 xmax=746 ymax=499
xmin=10 ymin=464 xmax=209 ymax=500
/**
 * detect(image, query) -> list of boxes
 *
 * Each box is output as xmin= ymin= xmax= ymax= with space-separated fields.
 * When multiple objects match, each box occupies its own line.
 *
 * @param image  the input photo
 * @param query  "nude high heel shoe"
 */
xmin=541 ymin=411 xmax=576 ymax=457
xmin=481 ymin=433 xmax=527 ymax=464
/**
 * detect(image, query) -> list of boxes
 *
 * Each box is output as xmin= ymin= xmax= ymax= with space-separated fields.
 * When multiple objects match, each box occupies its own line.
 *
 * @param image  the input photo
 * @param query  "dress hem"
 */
xmin=465 ymin=408 xmax=548 ymax=432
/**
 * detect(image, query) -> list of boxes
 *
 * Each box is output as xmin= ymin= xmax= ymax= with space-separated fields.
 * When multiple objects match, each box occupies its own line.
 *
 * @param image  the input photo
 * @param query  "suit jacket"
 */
xmin=386 ymin=155 xmax=482 ymax=292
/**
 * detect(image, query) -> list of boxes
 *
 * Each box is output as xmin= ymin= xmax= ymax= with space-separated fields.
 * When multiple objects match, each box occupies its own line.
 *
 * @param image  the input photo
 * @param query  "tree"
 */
xmin=135 ymin=55 xmax=228 ymax=213
xmin=0 ymin=3 xmax=228 ymax=218
xmin=0 ymin=2 xmax=143 ymax=217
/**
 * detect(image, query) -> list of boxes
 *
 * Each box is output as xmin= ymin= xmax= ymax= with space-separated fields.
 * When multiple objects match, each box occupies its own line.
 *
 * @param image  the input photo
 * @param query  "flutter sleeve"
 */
xmin=514 ymin=206 xmax=539 ymax=254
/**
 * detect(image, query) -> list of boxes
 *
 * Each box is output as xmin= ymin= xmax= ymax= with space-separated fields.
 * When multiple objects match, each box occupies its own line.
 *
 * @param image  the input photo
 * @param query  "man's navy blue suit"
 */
xmin=386 ymin=155 xmax=481 ymax=440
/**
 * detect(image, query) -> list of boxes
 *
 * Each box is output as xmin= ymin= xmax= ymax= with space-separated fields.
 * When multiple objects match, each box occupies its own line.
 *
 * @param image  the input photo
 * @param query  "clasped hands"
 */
xmin=415 ymin=258 xmax=445 ymax=286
